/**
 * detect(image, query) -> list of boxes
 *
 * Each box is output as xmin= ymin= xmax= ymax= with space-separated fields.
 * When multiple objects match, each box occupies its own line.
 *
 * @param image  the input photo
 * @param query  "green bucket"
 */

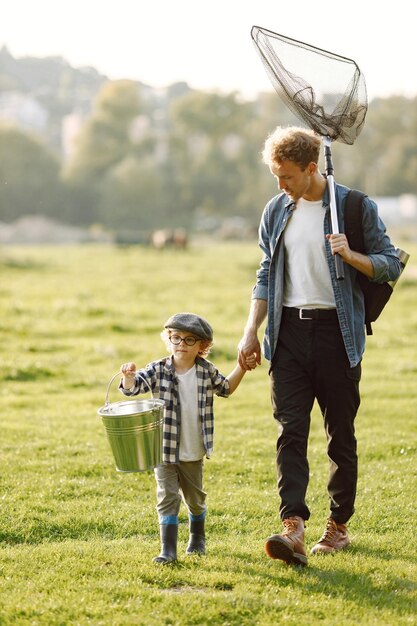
xmin=98 ymin=372 xmax=165 ymax=472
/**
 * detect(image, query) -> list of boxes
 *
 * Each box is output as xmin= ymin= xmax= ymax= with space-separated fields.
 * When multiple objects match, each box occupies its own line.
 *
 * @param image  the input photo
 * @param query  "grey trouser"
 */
xmin=154 ymin=460 xmax=207 ymax=524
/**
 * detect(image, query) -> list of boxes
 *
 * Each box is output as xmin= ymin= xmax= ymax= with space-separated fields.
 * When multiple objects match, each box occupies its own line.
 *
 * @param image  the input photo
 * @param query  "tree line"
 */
xmin=1 ymin=78 xmax=416 ymax=234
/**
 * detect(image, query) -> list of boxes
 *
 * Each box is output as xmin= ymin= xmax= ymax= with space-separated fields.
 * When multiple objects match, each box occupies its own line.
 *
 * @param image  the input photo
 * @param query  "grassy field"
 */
xmin=1 ymin=240 xmax=416 ymax=626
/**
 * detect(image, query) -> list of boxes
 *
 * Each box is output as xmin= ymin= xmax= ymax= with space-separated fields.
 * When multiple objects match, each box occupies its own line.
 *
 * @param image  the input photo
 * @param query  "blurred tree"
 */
xmin=3 ymin=58 xmax=417 ymax=232
xmin=168 ymin=90 xmax=257 ymax=220
xmin=364 ymin=96 xmax=417 ymax=195
xmin=332 ymin=96 xmax=417 ymax=196
xmin=62 ymin=80 xmax=147 ymax=224
xmin=0 ymin=46 xmax=107 ymax=154
xmin=63 ymin=79 xmax=142 ymax=182
xmin=99 ymin=155 xmax=167 ymax=230
xmin=167 ymin=89 xmax=303 ymax=225
xmin=234 ymin=92 xmax=299 ymax=219
xmin=0 ymin=124 xmax=63 ymax=222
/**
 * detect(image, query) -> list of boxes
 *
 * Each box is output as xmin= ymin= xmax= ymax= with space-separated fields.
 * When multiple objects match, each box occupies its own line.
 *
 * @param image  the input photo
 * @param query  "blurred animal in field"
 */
xmin=151 ymin=228 xmax=188 ymax=250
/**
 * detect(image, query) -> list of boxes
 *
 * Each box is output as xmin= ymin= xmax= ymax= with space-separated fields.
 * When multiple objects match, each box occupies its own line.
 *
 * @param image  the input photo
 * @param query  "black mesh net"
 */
xmin=251 ymin=26 xmax=368 ymax=145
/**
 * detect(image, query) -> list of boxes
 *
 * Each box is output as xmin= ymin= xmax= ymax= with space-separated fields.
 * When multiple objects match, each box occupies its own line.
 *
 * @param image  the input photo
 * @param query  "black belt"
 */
xmin=283 ymin=307 xmax=338 ymax=320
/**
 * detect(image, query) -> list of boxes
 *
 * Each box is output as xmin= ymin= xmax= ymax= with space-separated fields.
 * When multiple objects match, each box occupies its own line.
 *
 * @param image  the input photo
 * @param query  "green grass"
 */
xmin=1 ymin=241 xmax=416 ymax=626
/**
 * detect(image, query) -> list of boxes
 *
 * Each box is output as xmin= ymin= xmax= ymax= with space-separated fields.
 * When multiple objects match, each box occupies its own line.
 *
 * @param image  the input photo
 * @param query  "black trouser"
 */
xmin=270 ymin=307 xmax=361 ymax=524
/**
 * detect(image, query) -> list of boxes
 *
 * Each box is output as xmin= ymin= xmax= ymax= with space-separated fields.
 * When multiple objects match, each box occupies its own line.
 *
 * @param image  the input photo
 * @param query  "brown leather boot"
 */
xmin=310 ymin=518 xmax=350 ymax=554
xmin=265 ymin=516 xmax=307 ymax=566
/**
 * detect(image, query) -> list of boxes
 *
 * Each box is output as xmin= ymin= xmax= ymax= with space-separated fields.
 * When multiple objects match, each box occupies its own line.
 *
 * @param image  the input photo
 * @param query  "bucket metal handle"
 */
xmin=104 ymin=371 xmax=155 ymax=407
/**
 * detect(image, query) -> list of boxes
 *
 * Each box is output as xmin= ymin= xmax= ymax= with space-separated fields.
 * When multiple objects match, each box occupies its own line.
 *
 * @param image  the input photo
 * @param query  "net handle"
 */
xmin=324 ymin=137 xmax=344 ymax=280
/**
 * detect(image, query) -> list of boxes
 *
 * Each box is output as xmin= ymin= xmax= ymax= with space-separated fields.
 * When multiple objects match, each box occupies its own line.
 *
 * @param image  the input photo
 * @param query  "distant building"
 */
xmin=399 ymin=194 xmax=417 ymax=219
xmin=0 ymin=91 xmax=48 ymax=133
xmin=375 ymin=195 xmax=417 ymax=224
xmin=61 ymin=109 xmax=84 ymax=161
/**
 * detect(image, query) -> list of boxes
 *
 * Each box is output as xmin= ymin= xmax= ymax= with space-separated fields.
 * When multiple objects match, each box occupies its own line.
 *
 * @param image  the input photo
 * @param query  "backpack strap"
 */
xmin=344 ymin=189 xmax=367 ymax=253
xmin=344 ymin=189 xmax=373 ymax=335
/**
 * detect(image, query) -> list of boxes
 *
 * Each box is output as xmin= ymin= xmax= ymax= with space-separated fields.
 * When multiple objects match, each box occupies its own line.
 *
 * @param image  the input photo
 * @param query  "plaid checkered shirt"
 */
xmin=119 ymin=356 xmax=230 ymax=464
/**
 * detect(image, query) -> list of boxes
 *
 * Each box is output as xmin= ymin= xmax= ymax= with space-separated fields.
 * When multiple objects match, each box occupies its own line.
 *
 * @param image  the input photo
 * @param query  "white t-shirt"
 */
xmin=283 ymin=197 xmax=336 ymax=308
xmin=177 ymin=365 xmax=205 ymax=462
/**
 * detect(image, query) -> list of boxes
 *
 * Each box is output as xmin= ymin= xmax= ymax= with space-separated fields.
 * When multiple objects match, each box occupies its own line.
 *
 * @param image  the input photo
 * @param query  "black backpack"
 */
xmin=344 ymin=189 xmax=409 ymax=335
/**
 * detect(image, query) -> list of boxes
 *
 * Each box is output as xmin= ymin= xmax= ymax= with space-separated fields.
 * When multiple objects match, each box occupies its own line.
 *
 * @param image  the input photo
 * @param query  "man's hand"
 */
xmin=326 ymin=233 xmax=374 ymax=278
xmin=238 ymin=332 xmax=261 ymax=371
xmin=238 ymin=298 xmax=267 ymax=370
xmin=326 ymin=233 xmax=352 ymax=262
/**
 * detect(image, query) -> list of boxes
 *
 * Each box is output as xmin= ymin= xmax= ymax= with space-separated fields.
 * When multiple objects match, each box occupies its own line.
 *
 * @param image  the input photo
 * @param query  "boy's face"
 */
xmin=168 ymin=330 xmax=203 ymax=361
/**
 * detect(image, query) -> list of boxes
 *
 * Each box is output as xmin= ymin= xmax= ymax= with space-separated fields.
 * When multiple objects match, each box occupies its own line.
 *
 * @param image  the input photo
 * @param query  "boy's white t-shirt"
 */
xmin=283 ymin=197 xmax=336 ymax=308
xmin=177 ymin=365 xmax=205 ymax=462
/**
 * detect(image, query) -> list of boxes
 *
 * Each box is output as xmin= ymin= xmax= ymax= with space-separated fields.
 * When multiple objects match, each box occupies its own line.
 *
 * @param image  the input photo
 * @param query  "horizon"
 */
xmin=2 ymin=0 xmax=415 ymax=102
xmin=1 ymin=43 xmax=415 ymax=105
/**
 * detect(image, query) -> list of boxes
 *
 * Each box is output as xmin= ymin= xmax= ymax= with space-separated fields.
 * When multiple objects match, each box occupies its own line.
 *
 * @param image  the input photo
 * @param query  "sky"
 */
xmin=2 ymin=0 xmax=415 ymax=102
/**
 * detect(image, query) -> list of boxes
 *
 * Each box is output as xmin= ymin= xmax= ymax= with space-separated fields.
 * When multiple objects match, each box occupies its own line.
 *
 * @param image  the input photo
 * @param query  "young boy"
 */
xmin=119 ymin=312 xmax=256 ymax=564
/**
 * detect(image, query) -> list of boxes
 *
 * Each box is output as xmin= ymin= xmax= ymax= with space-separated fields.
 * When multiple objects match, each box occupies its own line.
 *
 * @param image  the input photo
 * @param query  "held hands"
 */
xmin=120 ymin=362 xmax=137 ymax=389
xmin=238 ymin=332 xmax=262 ymax=371
xmin=245 ymin=353 xmax=258 ymax=370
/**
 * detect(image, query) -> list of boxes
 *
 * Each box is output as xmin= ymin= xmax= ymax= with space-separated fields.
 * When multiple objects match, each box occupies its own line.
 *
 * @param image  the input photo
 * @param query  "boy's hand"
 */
xmin=245 ymin=354 xmax=258 ymax=370
xmin=120 ymin=362 xmax=137 ymax=389
xmin=238 ymin=331 xmax=262 ymax=370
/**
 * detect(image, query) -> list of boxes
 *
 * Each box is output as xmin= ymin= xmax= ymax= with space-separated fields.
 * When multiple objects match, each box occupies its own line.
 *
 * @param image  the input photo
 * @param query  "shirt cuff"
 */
xmin=118 ymin=379 xmax=138 ymax=394
xmin=252 ymin=284 xmax=268 ymax=300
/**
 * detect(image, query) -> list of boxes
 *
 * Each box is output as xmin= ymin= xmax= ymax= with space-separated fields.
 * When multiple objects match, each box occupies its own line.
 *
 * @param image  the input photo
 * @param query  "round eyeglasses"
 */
xmin=169 ymin=334 xmax=199 ymax=346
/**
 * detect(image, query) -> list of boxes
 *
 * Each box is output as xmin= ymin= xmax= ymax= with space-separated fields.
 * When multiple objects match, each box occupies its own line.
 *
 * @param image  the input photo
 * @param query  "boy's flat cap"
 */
xmin=164 ymin=312 xmax=213 ymax=341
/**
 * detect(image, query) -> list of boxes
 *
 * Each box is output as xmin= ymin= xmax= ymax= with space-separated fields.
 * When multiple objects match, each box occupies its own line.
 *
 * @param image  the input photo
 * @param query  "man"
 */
xmin=238 ymin=126 xmax=401 ymax=566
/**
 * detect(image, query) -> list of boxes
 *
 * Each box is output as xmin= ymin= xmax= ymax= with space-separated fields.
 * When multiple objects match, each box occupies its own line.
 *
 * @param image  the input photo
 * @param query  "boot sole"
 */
xmin=152 ymin=556 xmax=177 ymax=565
xmin=265 ymin=537 xmax=307 ymax=566
xmin=310 ymin=540 xmax=350 ymax=555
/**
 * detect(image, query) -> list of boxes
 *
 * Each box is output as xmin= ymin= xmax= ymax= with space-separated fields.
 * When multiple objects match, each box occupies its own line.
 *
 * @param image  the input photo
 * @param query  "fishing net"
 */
xmin=251 ymin=26 xmax=368 ymax=145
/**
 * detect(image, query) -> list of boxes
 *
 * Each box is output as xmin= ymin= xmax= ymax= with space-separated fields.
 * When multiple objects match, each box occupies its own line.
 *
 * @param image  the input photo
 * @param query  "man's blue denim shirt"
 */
xmin=252 ymin=183 xmax=402 ymax=368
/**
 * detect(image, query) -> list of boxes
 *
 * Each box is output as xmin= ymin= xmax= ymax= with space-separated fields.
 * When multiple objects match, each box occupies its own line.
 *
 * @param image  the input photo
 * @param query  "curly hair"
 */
xmin=160 ymin=328 xmax=213 ymax=358
xmin=262 ymin=126 xmax=322 ymax=170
